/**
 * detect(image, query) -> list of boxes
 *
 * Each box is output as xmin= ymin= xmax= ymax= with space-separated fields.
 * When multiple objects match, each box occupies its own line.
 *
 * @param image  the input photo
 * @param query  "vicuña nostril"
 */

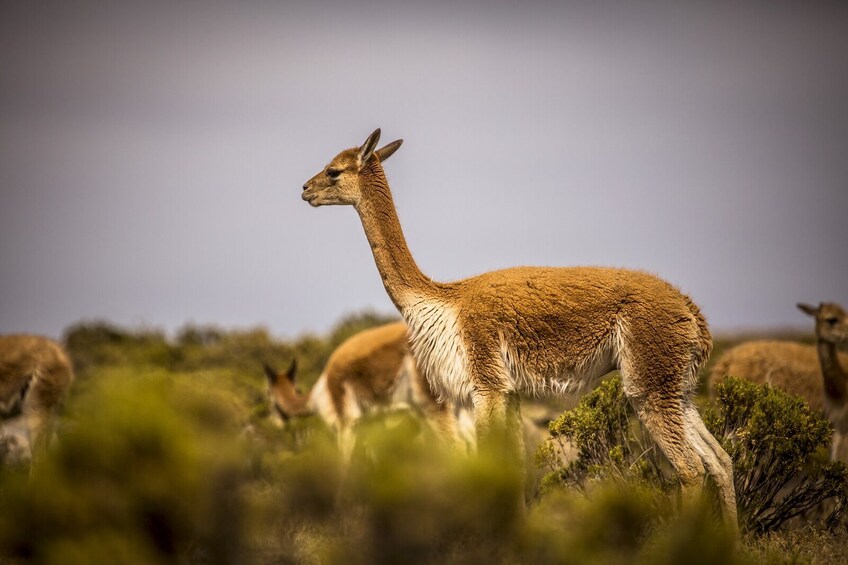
xmin=302 ymin=184 xmax=308 ymax=191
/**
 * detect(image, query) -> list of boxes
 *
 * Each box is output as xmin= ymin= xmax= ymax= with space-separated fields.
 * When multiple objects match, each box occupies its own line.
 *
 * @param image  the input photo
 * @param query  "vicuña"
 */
xmin=264 ymin=321 xmax=460 ymax=463
xmin=301 ymin=129 xmax=737 ymax=528
xmin=0 ymin=334 xmax=74 ymax=463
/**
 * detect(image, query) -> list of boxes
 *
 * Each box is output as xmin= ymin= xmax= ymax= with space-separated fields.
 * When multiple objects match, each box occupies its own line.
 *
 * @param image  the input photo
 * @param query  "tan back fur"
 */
xmin=709 ymin=341 xmax=826 ymax=409
xmin=302 ymin=129 xmax=738 ymax=529
xmin=0 ymin=334 xmax=75 ymax=460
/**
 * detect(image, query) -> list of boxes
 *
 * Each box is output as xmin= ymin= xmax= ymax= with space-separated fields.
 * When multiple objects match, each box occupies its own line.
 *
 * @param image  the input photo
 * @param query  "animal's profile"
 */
xmin=0 ymin=334 xmax=74 ymax=462
xmin=264 ymin=322 xmax=460 ymax=462
xmin=300 ymin=128 xmax=737 ymax=529
xmin=710 ymin=302 xmax=848 ymax=462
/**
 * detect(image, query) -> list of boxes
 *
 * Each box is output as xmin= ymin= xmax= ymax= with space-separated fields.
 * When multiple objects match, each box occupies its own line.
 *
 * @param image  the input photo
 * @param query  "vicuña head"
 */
xmin=302 ymin=129 xmax=402 ymax=208
xmin=797 ymin=302 xmax=848 ymax=345
xmin=301 ymin=129 xmax=738 ymax=531
xmin=263 ymin=359 xmax=309 ymax=422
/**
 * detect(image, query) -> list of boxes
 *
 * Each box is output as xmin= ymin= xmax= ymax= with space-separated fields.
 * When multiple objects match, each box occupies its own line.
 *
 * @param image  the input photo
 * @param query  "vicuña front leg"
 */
xmin=472 ymin=389 xmax=526 ymax=511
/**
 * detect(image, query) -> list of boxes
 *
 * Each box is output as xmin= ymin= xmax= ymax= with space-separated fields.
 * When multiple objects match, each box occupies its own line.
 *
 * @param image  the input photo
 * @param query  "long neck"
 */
xmin=275 ymin=388 xmax=313 ymax=419
xmin=291 ymin=394 xmax=313 ymax=417
xmin=354 ymin=159 xmax=439 ymax=310
xmin=817 ymin=340 xmax=848 ymax=403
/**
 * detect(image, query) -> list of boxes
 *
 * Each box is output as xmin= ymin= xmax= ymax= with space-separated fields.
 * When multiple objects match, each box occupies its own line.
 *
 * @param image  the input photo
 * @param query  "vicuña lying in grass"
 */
xmin=300 ymin=128 xmax=737 ymax=529
xmin=264 ymin=321 xmax=460 ymax=463
xmin=0 ymin=334 xmax=74 ymax=464
xmin=709 ymin=302 xmax=848 ymax=463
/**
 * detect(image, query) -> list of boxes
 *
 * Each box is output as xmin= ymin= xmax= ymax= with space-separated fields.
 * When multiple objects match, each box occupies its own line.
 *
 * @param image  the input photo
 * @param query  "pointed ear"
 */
xmin=285 ymin=358 xmax=297 ymax=383
xmin=797 ymin=303 xmax=819 ymax=317
xmin=263 ymin=362 xmax=278 ymax=384
xmin=375 ymin=139 xmax=403 ymax=162
xmin=357 ymin=128 xmax=381 ymax=167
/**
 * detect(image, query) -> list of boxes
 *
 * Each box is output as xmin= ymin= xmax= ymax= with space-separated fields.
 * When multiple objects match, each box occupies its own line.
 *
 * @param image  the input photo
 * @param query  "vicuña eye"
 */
xmin=327 ymin=168 xmax=342 ymax=179
xmin=826 ymin=317 xmax=839 ymax=326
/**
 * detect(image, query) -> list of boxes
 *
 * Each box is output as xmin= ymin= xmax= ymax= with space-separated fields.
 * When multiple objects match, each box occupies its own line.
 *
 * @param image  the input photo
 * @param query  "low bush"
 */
xmin=705 ymin=377 xmax=848 ymax=533
xmin=537 ymin=376 xmax=674 ymax=493
xmin=538 ymin=375 xmax=848 ymax=534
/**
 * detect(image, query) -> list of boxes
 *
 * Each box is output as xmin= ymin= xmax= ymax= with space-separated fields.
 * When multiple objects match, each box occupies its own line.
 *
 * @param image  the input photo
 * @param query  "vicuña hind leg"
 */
xmin=685 ymin=402 xmax=738 ymax=531
xmin=623 ymin=387 xmax=707 ymax=510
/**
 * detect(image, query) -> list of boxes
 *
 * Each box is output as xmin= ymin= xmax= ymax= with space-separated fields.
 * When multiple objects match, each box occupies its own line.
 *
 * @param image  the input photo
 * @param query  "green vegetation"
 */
xmin=0 ymin=317 xmax=846 ymax=563
xmin=705 ymin=377 xmax=848 ymax=533
xmin=537 ymin=376 xmax=674 ymax=492
xmin=539 ymin=374 xmax=848 ymax=536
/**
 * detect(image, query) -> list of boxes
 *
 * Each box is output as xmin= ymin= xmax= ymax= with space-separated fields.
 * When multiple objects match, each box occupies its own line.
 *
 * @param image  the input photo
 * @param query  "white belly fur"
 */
xmin=501 ymin=328 xmax=618 ymax=398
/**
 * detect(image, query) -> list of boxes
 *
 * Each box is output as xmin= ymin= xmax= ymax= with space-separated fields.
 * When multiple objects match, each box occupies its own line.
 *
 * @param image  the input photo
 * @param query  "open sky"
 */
xmin=1 ymin=1 xmax=847 ymax=339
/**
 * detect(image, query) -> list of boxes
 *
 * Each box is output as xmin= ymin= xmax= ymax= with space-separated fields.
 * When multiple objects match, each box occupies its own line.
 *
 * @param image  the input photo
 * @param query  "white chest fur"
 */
xmin=403 ymin=298 xmax=472 ymax=404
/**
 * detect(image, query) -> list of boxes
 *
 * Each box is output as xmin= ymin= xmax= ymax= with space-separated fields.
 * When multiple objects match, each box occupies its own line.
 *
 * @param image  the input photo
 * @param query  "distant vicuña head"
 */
xmin=797 ymin=302 xmax=848 ymax=345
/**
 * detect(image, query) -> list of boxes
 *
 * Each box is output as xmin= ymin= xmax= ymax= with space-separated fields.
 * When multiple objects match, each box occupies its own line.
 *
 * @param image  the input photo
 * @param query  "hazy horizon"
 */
xmin=2 ymin=1 xmax=847 ymax=340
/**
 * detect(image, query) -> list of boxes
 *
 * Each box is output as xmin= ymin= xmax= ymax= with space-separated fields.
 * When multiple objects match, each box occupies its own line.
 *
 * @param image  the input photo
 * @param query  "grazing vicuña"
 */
xmin=264 ymin=322 xmax=460 ymax=462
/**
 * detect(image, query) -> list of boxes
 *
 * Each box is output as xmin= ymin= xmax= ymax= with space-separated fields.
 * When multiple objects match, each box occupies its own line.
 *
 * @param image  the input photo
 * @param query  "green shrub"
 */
xmin=538 ymin=376 xmax=674 ymax=492
xmin=705 ymin=377 xmax=848 ymax=533
xmin=538 ymin=375 xmax=848 ymax=535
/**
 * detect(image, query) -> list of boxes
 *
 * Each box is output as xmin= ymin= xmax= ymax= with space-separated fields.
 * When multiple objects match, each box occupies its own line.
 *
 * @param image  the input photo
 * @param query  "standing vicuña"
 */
xmin=300 ymin=129 xmax=737 ymax=528
xmin=0 ymin=335 xmax=74 ymax=462
xmin=264 ymin=322 xmax=460 ymax=463
xmin=709 ymin=302 xmax=848 ymax=462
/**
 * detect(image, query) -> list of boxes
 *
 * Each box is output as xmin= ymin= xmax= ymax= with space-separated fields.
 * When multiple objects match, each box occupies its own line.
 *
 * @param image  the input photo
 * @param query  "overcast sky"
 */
xmin=1 ymin=1 xmax=847 ymax=340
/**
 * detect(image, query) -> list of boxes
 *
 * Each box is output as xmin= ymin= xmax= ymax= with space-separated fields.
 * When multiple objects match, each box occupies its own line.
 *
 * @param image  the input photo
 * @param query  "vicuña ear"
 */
xmin=797 ymin=303 xmax=819 ymax=317
xmin=263 ymin=362 xmax=278 ymax=384
xmin=357 ymin=128 xmax=381 ymax=167
xmin=375 ymin=139 xmax=403 ymax=162
xmin=285 ymin=358 xmax=297 ymax=383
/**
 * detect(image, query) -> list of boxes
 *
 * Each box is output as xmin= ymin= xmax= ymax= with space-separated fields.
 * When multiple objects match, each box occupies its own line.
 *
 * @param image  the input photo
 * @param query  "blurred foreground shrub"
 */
xmin=705 ymin=377 xmax=848 ymax=533
xmin=0 ymin=371 xmax=247 ymax=564
xmin=520 ymin=484 xmax=738 ymax=565
xmin=0 ymin=374 xmax=767 ymax=564
xmin=252 ymin=412 xmax=740 ymax=564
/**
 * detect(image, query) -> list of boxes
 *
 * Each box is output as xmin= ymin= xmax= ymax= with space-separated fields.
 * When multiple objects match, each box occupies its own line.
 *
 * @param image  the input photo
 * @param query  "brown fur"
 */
xmin=302 ymin=129 xmax=737 ymax=529
xmin=0 ymin=334 xmax=74 ymax=460
xmin=709 ymin=302 xmax=848 ymax=462
xmin=710 ymin=341 xmax=828 ymax=409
